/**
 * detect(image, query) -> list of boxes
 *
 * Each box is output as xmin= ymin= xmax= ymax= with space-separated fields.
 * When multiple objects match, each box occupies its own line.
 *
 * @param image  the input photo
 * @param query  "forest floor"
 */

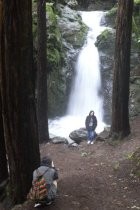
xmin=13 ymin=115 xmax=140 ymax=210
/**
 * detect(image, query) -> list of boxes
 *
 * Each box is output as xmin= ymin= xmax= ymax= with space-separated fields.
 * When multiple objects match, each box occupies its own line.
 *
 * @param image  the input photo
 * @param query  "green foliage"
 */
xmin=95 ymin=29 xmax=113 ymax=49
xmin=81 ymin=152 xmax=88 ymax=157
xmin=100 ymin=29 xmax=110 ymax=40
xmin=47 ymin=70 xmax=66 ymax=117
xmin=106 ymin=6 xmax=117 ymax=17
xmin=46 ymin=3 xmax=63 ymax=72
xmin=134 ymin=0 xmax=140 ymax=4
xmin=46 ymin=3 xmax=57 ymax=25
xmin=32 ymin=1 xmax=63 ymax=71
xmin=126 ymin=152 xmax=134 ymax=160
xmin=47 ymin=47 xmax=61 ymax=67
xmin=132 ymin=16 xmax=140 ymax=47
xmin=78 ymin=23 xmax=88 ymax=44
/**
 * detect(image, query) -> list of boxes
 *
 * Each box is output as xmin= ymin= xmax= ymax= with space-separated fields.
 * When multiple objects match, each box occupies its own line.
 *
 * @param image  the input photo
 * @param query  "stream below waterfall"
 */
xmin=49 ymin=11 xmax=107 ymax=139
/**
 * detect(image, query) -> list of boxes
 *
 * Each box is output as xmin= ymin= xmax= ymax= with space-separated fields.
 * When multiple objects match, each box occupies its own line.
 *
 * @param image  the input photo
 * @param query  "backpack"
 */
xmin=27 ymin=169 xmax=48 ymax=202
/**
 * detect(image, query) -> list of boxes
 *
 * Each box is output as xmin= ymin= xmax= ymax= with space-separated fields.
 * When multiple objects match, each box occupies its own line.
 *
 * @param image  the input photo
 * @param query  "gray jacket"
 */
xmin=33 ymin=166 xmax=58 ymax=201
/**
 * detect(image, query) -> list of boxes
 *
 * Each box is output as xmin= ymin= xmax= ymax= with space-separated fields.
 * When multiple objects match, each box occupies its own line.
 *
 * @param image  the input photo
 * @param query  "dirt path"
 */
xmin=13 ymin=116 xmax=140 ymax=210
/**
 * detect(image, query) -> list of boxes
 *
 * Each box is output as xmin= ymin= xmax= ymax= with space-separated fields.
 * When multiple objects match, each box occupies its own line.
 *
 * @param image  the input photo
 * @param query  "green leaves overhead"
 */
xmin=134 ymin=0 xmax=140 ymax=4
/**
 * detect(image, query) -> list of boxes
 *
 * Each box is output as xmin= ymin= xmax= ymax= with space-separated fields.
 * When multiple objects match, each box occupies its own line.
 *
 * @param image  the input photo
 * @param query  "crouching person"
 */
xmin=27 ymin=156 xmax=58 ymax=208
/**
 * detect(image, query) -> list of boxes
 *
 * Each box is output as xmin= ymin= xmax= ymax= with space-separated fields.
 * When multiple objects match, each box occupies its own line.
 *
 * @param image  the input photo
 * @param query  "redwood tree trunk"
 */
xmin=110 ymin=0 xmax=134 ymax=139
xmin=0 ymin=0 xmax=8 ymax=184
xmin=1 ymin=0 xmax=40 ymax=203
xmin=37 ymin=0 xmax=49 ymax=143
xmin=0 ymin=95 xmax=8 ymax=184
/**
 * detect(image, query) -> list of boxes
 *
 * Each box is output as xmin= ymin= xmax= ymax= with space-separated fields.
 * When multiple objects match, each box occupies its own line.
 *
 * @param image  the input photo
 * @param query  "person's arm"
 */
xmin=52 ymin=168 xmax=58 ymax=188
xmin=95 ymin=116 xmax=97 ymax=128
xmin=85 ymin=116 xmax=88 ymax=128
xmin=53 ymin=168 xmax=58 ymax=180
xmin=93 ymin=116 xmax=97 ymax=130
xmin=51 ymin=160 xmax=58 ymax=180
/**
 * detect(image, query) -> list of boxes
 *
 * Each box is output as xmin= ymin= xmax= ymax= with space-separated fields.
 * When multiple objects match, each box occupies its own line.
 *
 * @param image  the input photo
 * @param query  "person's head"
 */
xmin=89 ymin=110 xmax=94 ymax=116
xmin=41 ymin=156 xmax=52 ymax=167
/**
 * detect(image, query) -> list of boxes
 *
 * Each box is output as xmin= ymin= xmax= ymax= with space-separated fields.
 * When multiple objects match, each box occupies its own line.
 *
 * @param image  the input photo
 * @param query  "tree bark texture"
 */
xmin=1 ymin=0 xmax=40 ymax=203
xmin=0 ymin=96 xmax=8 ymax=184
xmin=110 ymin=0 xmax=134 ymax=139
xmin=37 ymin=0 xmax=49 ymax=143
xmin=0 ymin=0 xmax=8 ymax=184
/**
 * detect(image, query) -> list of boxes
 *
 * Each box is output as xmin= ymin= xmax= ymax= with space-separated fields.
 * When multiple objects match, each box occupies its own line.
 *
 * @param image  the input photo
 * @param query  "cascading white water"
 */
xmin=67 ymin=11 xmax=104 ymax=121
xmin=49 ymin=11 xmax=106 ymax=138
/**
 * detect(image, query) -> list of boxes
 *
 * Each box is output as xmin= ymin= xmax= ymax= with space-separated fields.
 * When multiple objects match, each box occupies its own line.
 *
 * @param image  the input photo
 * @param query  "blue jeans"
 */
xmin=87 ymin=130 xmax=95 ymax=142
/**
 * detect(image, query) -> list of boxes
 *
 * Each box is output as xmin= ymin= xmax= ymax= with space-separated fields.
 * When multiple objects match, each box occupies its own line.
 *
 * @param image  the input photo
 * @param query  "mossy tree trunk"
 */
xmin=110 ymin=0 xmax=134 ymax=139
xmin=1 ymin=0 xmax=40 ymax=204
xmin=37 ymin=0 xmax=49 ymax=143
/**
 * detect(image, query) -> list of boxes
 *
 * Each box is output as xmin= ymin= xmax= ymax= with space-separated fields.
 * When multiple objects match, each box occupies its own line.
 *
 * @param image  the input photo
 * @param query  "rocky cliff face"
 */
xmin=76 ymin=0 xmax=117 ymax=10
xmin=47 ymin=0 xmax=117 ymax=118
xmin=95 ymin=3 xmax=140 ymax=122
xmin=47 ymin=2 xmax=87 ymax=117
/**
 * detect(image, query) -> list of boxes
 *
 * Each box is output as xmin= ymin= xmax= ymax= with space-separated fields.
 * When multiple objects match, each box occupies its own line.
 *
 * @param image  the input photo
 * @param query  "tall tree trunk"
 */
xmin=1 ymin=0 xmax=40 ymax=203
xmin=0 ymin=0 xmax=8 ymax=185
xmin=110 ymin=0 xmax=134 ymax=139
xmin=37 ymin=0 xmax=49 ymax=143
xmin=0 ymin=95 xmax=8 ymax=184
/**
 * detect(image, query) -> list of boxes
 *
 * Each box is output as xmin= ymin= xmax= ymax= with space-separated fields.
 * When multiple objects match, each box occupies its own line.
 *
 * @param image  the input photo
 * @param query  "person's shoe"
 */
xmin=87 ymin=141 xmax=90 ymax=144
xmin=91 ymin=141 xmax=94 ymax=145
xmin=45 ymin=201 xmax=52 ymax=206
xmin=34 ymin=203 xmax=42 ymax=208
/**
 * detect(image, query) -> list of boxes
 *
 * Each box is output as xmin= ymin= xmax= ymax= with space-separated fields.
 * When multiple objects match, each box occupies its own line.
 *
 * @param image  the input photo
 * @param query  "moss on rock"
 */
xmin=46 ymin=3 xmax=64 ymax=72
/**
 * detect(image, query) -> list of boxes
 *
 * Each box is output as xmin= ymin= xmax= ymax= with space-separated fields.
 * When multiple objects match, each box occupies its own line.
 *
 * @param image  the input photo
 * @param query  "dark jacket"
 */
xmin=85 ymin=115 xmax=97 ymax=131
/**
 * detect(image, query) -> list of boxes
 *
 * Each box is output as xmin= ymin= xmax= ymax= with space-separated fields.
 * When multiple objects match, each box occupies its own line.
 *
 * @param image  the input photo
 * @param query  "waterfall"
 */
xmin=49 ymin=11 xmax=106 ymax=138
